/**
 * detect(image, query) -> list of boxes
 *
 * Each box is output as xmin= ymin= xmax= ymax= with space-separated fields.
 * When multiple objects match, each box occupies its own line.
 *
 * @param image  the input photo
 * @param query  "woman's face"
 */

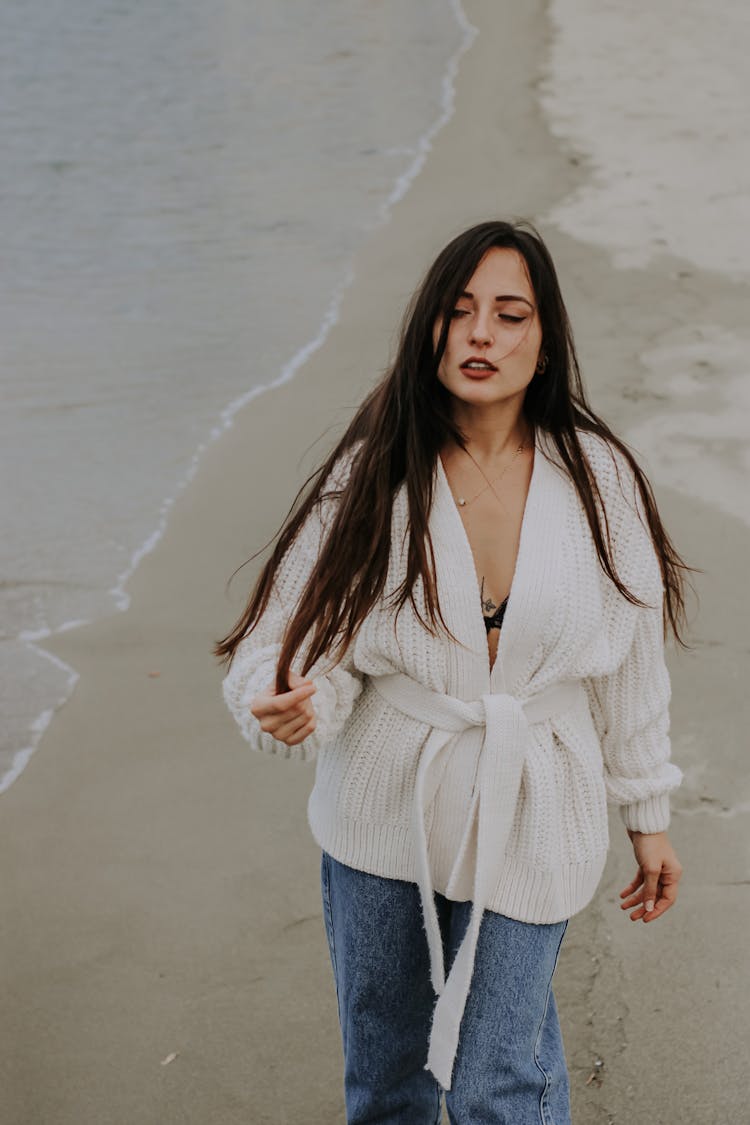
xmin=433 ymin=247 xmax=543 ymax=413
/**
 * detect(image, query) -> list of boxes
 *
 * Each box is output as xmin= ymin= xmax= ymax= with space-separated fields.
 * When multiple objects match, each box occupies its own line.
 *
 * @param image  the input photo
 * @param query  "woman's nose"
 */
xmin=469 ymin=315 xmax=493 ymax=346
xmin=470 ymin=310 xmax=492 ymax=344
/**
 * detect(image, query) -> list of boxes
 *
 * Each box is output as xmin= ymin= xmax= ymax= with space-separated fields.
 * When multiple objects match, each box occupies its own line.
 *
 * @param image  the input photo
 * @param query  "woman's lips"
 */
xmin=460 ymin=364 xmax=496 ymax=380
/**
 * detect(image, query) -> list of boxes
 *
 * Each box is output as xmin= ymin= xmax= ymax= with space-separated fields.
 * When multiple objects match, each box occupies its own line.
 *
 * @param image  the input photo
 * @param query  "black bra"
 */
xmin=483 ymin=595 xmax=509 ymax=633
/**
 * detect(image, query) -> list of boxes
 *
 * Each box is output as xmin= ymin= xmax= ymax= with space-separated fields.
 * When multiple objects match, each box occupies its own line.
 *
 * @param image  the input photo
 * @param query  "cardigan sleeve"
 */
xmin=581 ymin=435 xmax=683 ymax=832
xmin=221 ymin=449 xmax=365 ymax=763
xmin=585 ymin=595 xmax=682 ymax=833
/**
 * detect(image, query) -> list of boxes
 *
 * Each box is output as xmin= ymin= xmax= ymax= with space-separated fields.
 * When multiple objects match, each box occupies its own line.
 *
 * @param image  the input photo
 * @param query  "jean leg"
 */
xmin=321 ymin=851 xmax=443 ymax=1125
xmin=535 ymin=988 xmax=570 ymax=1125
xmin=444 ymin=905 xmax=570 ymax=1125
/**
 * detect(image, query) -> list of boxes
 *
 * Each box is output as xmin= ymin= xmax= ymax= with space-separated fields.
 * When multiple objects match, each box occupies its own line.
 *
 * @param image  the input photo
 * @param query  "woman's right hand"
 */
xmin=249 ymin=670 xmax=318 ymax=747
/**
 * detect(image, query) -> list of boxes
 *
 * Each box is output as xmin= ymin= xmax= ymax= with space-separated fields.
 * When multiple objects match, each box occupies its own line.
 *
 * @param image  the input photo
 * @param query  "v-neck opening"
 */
xmin=436 ymin=432 xmax=540 ymax=688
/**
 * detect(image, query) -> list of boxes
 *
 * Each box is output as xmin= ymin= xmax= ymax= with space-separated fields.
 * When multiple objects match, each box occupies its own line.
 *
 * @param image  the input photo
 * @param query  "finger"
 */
xmin=620 ymin=889 xmax=645 ymax=911
xmin=258 ymin=679 xmax=317 ymax=715
xmin=270 ymin=683 xmax=317 ymax=708
xmin=267 ymin=702 xmax=315 ymax=734
xmin=619 ymin=870 xmax=644 ymax=899
xmin=666 ymin=862 xmax=683 ymax=885
xmin=643 ymin=880 xmax=680 ymax=923
xmin=279 ymin=715 xmax=317 ymax=746
xmin=273 ymin=712 xmax=315 ymax=744
xmin=641 ymin=866 xmax=661 ymax=916
xmin=643 ymin=899 xmax=669 ymax=922
xmin=275 ymin=698 xmax=316 ymax=723
xmin=253 ymin=684 xmax=315 ymax=719
xmin=259 ymin=698 xmax=316 ymax=734
xmin=255 ymin=700 xmax=309 ymax=725
xmin=286 ymin=718 xmax=317 ymax=745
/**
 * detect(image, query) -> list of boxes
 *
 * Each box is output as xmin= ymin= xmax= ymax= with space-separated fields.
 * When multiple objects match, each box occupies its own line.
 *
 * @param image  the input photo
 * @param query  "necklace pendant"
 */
xmin=458 ymin=497 xmax=466 ymax=507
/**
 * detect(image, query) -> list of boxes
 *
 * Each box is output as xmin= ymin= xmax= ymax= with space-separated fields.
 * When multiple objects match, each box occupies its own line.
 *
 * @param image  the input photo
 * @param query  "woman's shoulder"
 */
xmin=538 ymin=426 xmax=641 ymax=512
xmin=575 ymin=427 xmax=643 ymax=512
xmin=311 ymin=441 xmax=366 ymax=523
xmin=574 ymin=427 xmax=664 ymax=594
xmin=322 ymin=438 xmax=366 ymax=492
xmin=575 ymin=425 xmax=629 ymax=469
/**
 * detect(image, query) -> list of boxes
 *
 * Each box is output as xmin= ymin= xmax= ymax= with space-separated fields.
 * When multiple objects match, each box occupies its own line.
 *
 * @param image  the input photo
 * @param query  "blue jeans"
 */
xmin=321 ymin=851 xmax=570 ymax=1125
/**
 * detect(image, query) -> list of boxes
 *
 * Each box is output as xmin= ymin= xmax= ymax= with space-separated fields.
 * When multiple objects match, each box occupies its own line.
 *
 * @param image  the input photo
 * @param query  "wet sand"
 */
xmin=1 ymin=1 xmax=747 ymax=1121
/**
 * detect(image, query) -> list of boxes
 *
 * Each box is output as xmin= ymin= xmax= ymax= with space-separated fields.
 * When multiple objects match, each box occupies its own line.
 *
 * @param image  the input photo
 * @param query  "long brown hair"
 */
xmin=215 ymin=221 xmax=690 ymax=689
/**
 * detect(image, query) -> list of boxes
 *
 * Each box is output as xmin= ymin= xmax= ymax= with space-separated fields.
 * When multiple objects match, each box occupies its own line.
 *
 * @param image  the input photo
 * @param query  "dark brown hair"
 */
xmin=215 ymin=220 xmax=690 ymax=690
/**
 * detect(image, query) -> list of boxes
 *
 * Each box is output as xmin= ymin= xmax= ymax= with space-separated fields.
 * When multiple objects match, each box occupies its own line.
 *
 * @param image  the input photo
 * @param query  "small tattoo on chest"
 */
xmin=480 ymin=576 xmax=498 ymax=614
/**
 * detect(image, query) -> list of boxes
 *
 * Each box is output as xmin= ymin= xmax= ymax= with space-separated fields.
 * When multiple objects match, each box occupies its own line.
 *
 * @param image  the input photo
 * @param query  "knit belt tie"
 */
xmin=371 ymin=673 xmax=585 ymax=1091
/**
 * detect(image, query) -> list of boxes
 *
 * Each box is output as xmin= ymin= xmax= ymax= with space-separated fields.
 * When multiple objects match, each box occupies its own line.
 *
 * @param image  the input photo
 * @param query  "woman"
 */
xmin=216 ymin=221 xmax=685 ymax=1124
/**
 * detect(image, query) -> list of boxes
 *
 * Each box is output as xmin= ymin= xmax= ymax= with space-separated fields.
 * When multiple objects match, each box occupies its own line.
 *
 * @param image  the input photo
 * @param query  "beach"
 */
xmin=1 ymin=1 xmax=748 ymax=1122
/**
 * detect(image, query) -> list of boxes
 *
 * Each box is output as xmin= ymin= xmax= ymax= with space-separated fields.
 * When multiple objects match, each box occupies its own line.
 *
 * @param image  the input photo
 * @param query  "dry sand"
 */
xmin=1 ymin=1 xmax=747 ymax=1122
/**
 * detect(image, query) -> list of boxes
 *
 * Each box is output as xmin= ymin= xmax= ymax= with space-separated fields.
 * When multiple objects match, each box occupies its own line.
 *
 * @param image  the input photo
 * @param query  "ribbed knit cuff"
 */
xmin=619 ymin=793 xmax=671 ymax=834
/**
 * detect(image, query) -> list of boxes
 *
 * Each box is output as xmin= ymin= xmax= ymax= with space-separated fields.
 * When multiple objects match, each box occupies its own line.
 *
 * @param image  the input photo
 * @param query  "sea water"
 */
xmin=0 ymin=0 xmax=473 ymax=790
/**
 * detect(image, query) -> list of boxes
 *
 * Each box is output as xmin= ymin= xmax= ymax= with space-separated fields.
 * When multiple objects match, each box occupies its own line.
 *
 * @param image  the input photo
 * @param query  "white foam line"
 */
xmin=108 ymin=264 xmax=357 ymax=613
xmin=378 ymin=0 xmax=477 ymax=215
xmin=99 ymin=0 xmax=476 ymax=618
xmin=3 ymin=1 xmax=477 ymax=796
xmin=0 ymin=643 xmax=79 ymax=795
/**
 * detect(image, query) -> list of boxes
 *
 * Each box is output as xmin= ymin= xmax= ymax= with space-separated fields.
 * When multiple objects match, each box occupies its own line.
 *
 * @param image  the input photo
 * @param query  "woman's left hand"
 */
xmin=619 ymin=830 xmax=683 ymax=923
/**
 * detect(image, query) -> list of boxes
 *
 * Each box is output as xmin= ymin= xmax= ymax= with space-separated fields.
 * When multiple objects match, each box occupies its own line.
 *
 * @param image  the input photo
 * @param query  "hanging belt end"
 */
xmin=426 ymin=1039 xmax=455 ymax=1092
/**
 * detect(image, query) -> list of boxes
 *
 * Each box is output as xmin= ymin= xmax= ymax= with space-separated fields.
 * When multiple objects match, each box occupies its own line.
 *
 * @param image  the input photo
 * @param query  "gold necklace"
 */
xmin=455 ymin=433 xmax=529 ymax=508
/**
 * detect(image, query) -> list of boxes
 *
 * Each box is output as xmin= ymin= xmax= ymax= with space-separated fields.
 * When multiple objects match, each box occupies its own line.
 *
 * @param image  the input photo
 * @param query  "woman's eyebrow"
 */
xmin=459 ymin=290 xmax=533 ymax=306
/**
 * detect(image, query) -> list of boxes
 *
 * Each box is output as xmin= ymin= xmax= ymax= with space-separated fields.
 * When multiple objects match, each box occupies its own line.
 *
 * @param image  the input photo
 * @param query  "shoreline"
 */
xmin=3 ymin=1 xmax=476 ymax=798
xmin=1 ymin=1 xmax=748 ymax=1121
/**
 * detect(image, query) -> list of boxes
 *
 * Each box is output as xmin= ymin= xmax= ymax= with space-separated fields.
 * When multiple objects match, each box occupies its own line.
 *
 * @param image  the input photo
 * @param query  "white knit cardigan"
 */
xmin=222 ymin=429 xmax=681 ymax=1072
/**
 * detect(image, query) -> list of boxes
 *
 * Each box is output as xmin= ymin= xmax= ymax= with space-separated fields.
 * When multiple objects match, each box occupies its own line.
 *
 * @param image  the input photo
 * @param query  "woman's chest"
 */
xmin=453 ymin=483 xmax=529 ymax=612
xmin=439 ymin=448 xmax=533 ymax=605
xmin=364 ymin=467 xmax=600 ymax=689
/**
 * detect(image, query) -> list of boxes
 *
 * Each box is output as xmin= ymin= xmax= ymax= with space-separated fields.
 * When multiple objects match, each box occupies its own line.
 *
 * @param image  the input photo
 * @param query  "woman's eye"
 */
xmin=450 ymin=308 xmax=469 ymax=318
xmin=499 ymin=314 xmax=526 ymax=323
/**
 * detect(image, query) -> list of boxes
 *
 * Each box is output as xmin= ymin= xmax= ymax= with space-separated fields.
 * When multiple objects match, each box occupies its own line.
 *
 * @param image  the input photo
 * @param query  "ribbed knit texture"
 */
xmin=222 ymin=430 xmax=682 ymax=924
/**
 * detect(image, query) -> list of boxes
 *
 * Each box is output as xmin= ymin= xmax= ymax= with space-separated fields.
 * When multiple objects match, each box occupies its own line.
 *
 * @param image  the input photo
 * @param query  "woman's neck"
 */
xmin=450 ymin=401 xmax=531 ymax=460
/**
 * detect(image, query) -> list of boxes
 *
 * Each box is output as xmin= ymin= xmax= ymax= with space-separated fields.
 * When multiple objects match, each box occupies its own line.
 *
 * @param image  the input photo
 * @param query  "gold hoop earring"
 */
xmin=535 ymin=352 xmax=548 ymax=375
